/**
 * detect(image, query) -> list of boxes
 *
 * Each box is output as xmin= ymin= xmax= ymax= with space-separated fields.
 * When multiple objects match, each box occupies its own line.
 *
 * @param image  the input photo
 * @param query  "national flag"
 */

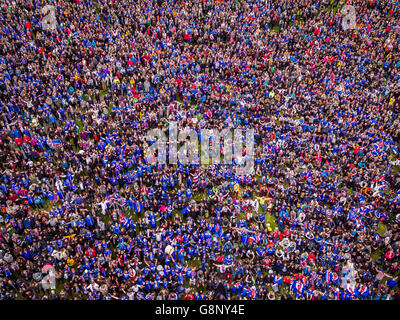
xmin=334 ymin=288 xmax=341 ymax=300
xmin=325 ymin=271 xmax=331 ymax=283
xmin=358 ymin=285 xmax=369 ymax=297
xmin=120 ymin=215 xmax=131 ymax=229
xmin=249 ymin=287 xmax=257 ymax=299
xmin=105 ymin=194 xmax=116 ymax=202
xmin=51 ymin=139 xmax=62 ymax=148
xmin=141 ymin=186 xmax=149 ymax=195
xmin=355 ymin=218 xmax=365 ymax=229
xmin=295 ymin=281 xmax=304 ymax=293
xmin=134 ymin=200 xmax=143 ymax=213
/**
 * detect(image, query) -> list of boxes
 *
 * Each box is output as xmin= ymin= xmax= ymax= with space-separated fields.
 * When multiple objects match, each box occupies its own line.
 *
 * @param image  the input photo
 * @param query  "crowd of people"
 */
xmin=0 ymin=0 xmax=399 ymax=300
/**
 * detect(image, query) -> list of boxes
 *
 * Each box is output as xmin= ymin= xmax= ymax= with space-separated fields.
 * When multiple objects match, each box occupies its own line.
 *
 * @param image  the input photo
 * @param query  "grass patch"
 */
xmin=371 ymin=249 xmax=381 ymax=262
xmin=377 ymin=221 xmax=386 ymax=237
xmin=265 ymin=212 xmax=278 ymax=231
xmin=193 ymin=191 xmax=206 ymax=202
xmin=75 ymin=119 xmax=84 ymax=132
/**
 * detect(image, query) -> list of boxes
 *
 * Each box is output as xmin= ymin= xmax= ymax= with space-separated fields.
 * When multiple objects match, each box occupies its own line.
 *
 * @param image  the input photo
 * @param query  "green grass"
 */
xmin=172 ymin=209 xmax=183 ymax=220
xmin=187 ymin=258 xmax=202 ymax=270
xmin=377 ymin=221 xmax=386 ymax=237
xmin=265 ymin=212 xmax=278 ymax=231
xmin=371 ymin=249 xmax=381 ymax=262
xmin=193 ymin=191 xmax=206 ymax=202
xmin=82 ymin=93 xmax=89 ymax=102
xmin=75 ymin=119 xmax=84 ymax=132
xmin=371 ymin=220 xmax=388 ymax=264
